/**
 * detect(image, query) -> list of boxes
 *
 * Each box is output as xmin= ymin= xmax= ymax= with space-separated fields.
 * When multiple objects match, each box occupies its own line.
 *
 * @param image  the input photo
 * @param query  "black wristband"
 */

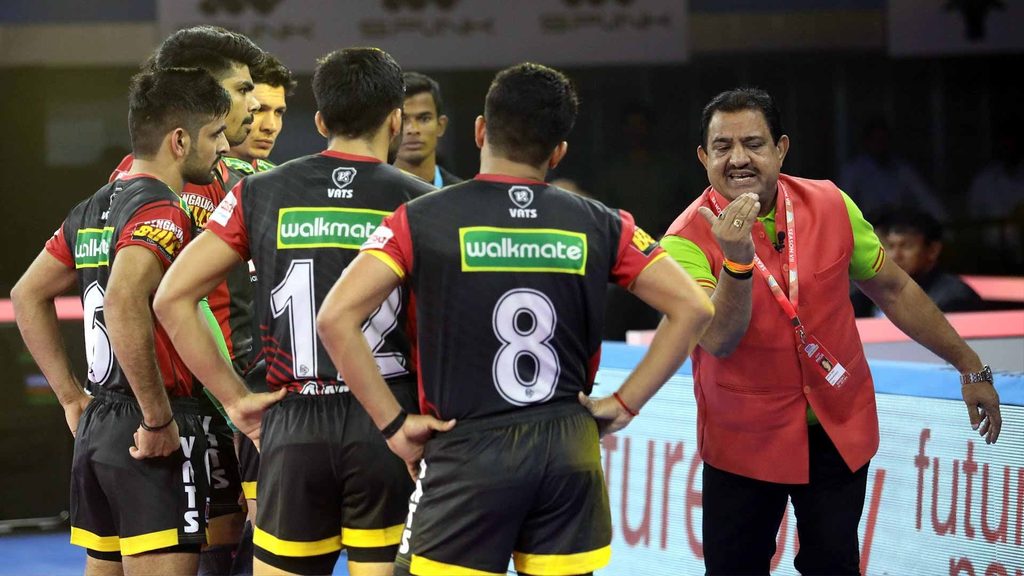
xmin=722 ymin=266 xmax=753 ymax=280
xmin=140 ymin=414 xmax=175 ymax=432
xmin=380 ymin=409 xmax=408 ymax=440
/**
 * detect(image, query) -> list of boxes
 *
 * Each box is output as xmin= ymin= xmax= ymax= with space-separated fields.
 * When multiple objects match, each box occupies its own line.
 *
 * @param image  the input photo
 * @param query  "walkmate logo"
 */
xmin=277 ymin=207 xmax=390 ymax=250
xmin=460 ymin=227 xmax=587 ymax=274
xmin=74 ymin=227 xmax=114 ymax=269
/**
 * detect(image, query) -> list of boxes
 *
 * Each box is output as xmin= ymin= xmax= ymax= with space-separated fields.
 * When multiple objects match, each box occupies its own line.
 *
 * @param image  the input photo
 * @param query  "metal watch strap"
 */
xmin=960 ymin=365 xmax=993 ymax=385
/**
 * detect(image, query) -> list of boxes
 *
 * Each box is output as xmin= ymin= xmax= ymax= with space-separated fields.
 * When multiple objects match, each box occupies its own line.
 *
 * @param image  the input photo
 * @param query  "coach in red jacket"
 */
xmin=662 ymin=87 xmax=1003 ymax=576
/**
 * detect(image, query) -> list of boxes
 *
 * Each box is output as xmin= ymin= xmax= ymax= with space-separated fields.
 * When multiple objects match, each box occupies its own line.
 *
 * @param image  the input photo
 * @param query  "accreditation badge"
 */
xmin=799 ymin=335 xmax=849 ymax=388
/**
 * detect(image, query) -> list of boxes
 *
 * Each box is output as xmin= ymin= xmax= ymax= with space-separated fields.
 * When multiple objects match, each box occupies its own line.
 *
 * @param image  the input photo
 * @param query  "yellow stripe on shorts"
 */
xmin=513 ymin=544 xmax=612 ymax=575
xmin=410 ymin=554 xmax=506 ymax=576
xmin=241 ymin=481 xmax=257 ymax=500
xmin=340 ymin=524 xmax=404 ymax=548
xmin=119 ymin=528 xmax=179 ymax=556
xmin=253 ymin=525 xmax=342 ymax=557
xmin=70 ymin=527 xmax=120 ymax=552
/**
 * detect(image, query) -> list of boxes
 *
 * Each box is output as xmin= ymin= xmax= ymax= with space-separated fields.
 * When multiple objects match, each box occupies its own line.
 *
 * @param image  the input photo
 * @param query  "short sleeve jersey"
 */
xmin=365 ymin=174 xmax=665 ymax=421
xmin=112 ymin=154 xmax=258 ymax=369
xmin=206 ymin=150 xmax=435 ymax=394
xmin=45 ymin=174 xmax=196 ymax=397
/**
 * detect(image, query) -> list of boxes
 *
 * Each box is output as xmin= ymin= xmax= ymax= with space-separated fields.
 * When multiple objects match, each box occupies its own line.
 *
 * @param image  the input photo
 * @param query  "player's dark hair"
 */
xmin=312 ymin=48 xmax=405 ymax=140
xmin=149 ymin=25 xmax=264 ymax=79
xmin=403 ymin=71 xmax=444 ymax=116
xmin=700 ymin=87 xmax=785 ymax=148
xmin=484 ymin=63 xmax=578 ymax=166
xmin=872 ymin=209 xmax=943 ymax=244
xmin=128 ymin=68 xmax=231 ymax=158
xmin=252 ymin=52 xmax=297 ymax=96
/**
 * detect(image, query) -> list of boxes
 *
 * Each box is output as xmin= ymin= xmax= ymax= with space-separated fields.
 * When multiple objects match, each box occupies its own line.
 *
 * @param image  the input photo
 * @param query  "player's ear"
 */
xmin=549 ymin=141 xmax=568 ymax=170
xmin=474 ymin=115 xmax=485 ymax=150
xmin=437 ymin=114 xmax=449 ymax=138
xmin=314 ymin=111 xmax=330 ymax=138
xmin=170 ymin=128 xmax=189 ymax=159
xmin=389 ymin=108 xmax=402 ymax=139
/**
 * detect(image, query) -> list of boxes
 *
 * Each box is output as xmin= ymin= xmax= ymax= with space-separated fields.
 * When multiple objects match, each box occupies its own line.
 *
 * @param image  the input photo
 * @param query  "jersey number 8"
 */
xmin=492 ymin=288 xmax=560 ymax=406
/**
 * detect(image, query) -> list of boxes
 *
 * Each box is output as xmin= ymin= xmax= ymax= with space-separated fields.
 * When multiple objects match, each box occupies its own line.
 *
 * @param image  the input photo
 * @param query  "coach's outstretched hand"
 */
xmin=579 ymin=391 xmax=635 ymax=437
xmin=230 ymin=388 xmax=289 ymax=451
xmin=388 ymin=414 xmax=457 ymax=480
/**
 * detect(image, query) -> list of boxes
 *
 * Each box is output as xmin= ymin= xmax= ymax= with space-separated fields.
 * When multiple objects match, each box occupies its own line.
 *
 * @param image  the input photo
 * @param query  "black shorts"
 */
xmin=253 ymin=382 xmax=417 ymax=567
xmin=237 ymin=432 xmax=258 ymax=500
xmin=394 ymin=401 xmax=612 ymax=576
xmin=237 ymin=359 xmax=267 ymax=501
xmin=69 ymin=388 xmax=210 ymax=556
xmin=203 ymin=413 xmax=243 ymax=519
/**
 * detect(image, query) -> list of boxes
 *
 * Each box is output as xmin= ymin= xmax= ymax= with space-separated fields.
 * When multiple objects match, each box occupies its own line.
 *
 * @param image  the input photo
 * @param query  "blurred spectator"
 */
xmin=966 ymin=116 xmax=1024 ymax=270
xmin=851 ymin=209 xmax=983 ymax=317
xmin=592 ymin=101 xmax=687 ymax=235
xmin=839 ymin=115 xmax=947 ymax=223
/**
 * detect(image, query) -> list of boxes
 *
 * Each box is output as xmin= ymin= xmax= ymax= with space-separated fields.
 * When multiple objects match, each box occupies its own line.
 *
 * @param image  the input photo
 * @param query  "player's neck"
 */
xmin=326 ymin=132 xmax=389 ymax=163
xmin=128 ymin=158 xmax=184 ymax=194
xmin=479 ymin=153 xmax=547 ymax=182
xmin=394 ymin=155 xmax=435 ymax=183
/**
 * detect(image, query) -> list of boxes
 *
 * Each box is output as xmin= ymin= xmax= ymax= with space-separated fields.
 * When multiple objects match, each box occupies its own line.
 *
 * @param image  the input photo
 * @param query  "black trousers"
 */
xmin=702 ymin=424 xmax=869 ymax=576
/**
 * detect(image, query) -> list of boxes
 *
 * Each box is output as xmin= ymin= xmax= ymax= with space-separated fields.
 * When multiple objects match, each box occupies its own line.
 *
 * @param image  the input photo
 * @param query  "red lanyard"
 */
xmin=708 ymin=186 xmax=805 ymax=341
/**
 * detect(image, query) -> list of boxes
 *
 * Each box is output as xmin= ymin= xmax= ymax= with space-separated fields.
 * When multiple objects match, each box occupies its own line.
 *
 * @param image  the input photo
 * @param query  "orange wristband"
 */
xmin=722 ymin=257 xmax=755 ymax=273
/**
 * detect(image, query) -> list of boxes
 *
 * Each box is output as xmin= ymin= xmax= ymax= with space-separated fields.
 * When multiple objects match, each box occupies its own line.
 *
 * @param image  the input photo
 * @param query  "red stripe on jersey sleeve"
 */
xmin=44 ymin=223 xmax=74 ymax=268
xmin=115 ymin=202 xmax=192 ymax=271
xmin=205 ymin=181 xmax=252 ymax=262
xmin=363 ymin=204 xmax=414 ymax=275
xmin=610 ymin=209 xmax=665 ymax=288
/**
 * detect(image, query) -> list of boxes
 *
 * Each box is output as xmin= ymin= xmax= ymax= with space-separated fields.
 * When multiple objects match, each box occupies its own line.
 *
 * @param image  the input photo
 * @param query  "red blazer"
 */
xmin=665 ymin=174 xmax=879 ymax=484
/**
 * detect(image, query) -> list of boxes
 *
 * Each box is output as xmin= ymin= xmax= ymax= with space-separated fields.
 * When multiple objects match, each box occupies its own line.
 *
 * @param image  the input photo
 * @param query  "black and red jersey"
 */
xmin=206 ymin=150 xmax=434 ymax=394
xmin=45 ymin=174 xmax=197 ymax=398
xmin=112 ymin=154 xmax=257 ymax=370
xmin=364 ymin=174 xmax=665 ymax=421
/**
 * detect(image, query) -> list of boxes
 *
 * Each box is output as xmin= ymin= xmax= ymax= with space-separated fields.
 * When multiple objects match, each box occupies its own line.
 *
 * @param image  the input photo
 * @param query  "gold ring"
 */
xmin=732 ymin=219 xmax=743 ymax=228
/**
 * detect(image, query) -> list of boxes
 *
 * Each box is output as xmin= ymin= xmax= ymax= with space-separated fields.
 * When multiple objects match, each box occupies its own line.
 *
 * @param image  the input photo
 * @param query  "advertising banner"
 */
xmin=158 ymin=0 xmax=689 ymax=71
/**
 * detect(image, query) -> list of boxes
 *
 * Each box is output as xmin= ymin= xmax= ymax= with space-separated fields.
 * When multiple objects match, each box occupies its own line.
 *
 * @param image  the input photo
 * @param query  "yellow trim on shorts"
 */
xmin=70 ymin=527 xmax=120 ymax=552
xmin=513 ymin=544 xmax=612 ymax=575
xmin=410 ymin=554 xmax=505 ymax=575
xmin=341 ymin=523 xmax=404 ymax=548
xmin=253 ymin=525 xmax=342 ymax=557
xmin=241 ymin=481 xmax=257 ymax=500
xmin=119 ymin=528 xmax=180 ymax=556
xmin=366 ymin=249 xmax=406 ymax=279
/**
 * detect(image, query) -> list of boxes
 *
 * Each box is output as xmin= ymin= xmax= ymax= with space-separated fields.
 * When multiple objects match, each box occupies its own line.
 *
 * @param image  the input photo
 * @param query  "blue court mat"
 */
xmin=0 ymin=531 xmax=351 ymax=576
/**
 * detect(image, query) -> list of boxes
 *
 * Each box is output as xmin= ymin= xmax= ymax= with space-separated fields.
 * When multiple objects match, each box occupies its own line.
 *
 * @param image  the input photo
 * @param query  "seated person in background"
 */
xmin=852 ymin=209 xmax=983 ymax=316
xmin=838 ymin=115 xmax=947 ymax=223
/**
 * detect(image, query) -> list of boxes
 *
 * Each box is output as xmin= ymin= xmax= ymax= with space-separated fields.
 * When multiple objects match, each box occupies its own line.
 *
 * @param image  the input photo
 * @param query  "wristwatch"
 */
xmin=960 ymin=365 xmax=993 ymax=386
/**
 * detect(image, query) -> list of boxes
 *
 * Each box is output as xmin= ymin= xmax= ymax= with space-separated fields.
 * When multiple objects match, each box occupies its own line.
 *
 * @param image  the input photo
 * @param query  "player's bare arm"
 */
xmin=104 ymin=245 xmax=180 ymax=459
xmin=318 ymin=252 xmax=455 ymax=470
xmin=694 ymin=192 xmax=759 ymax=356
xmin=153 ymin=231 xmax=285 ymax=445
xmin=11 ymin=249 xmax=90 ymax=436
xmin=582 ymin=256 xmax=714 ymax=436
xmin=855 ymin=256 xmax=1002 ymax=444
